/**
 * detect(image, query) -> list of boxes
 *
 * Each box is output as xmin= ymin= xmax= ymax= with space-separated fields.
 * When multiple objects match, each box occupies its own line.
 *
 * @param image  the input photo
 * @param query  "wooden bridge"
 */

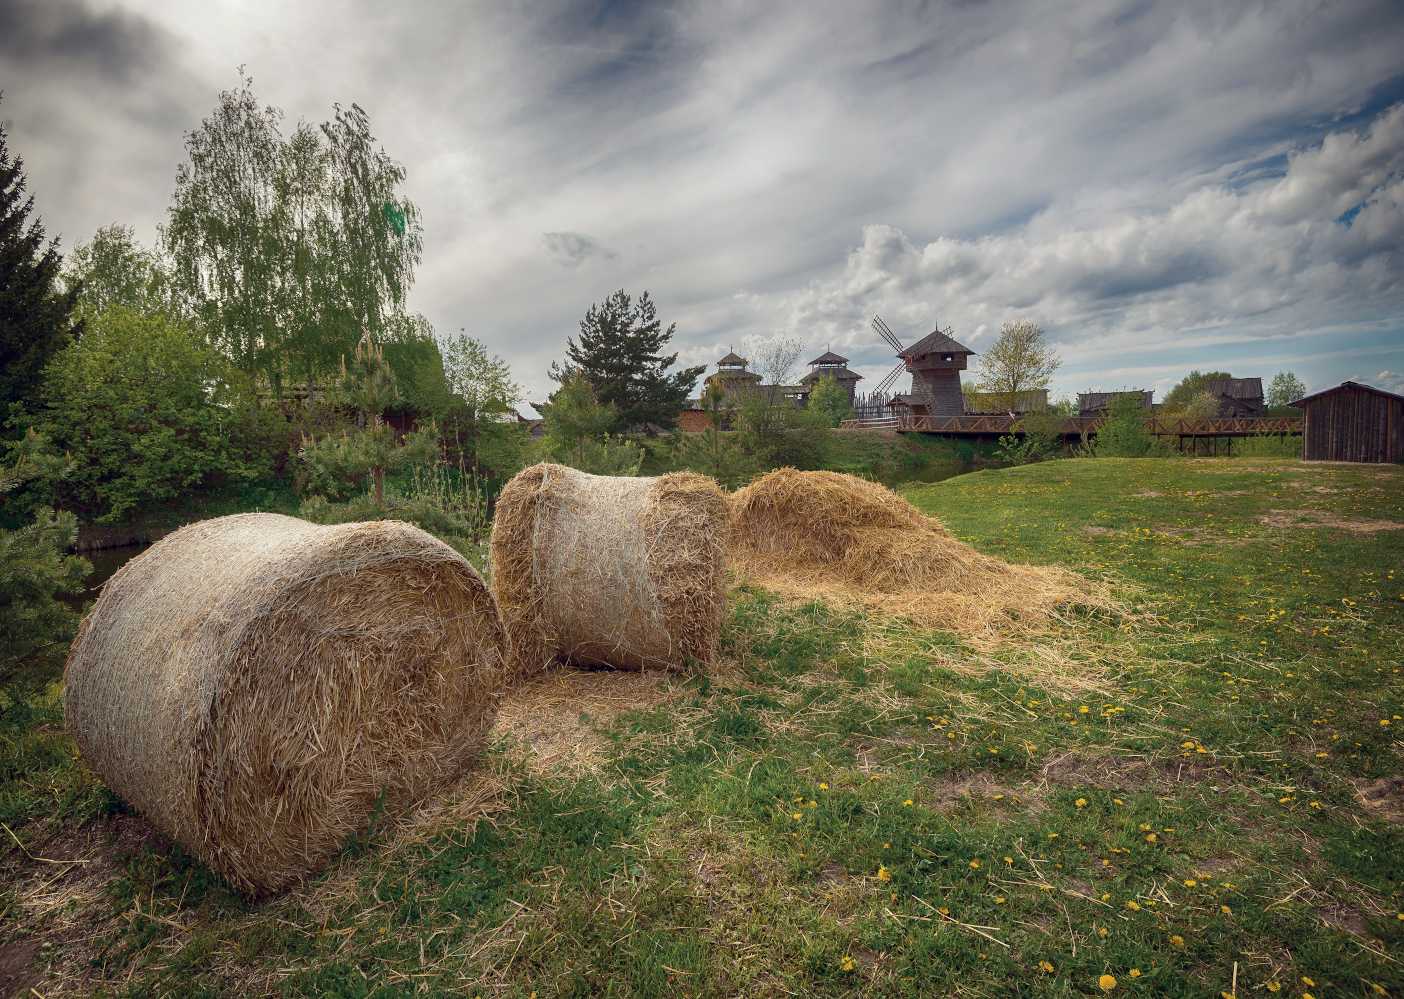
xmin=840 ymin=414 xmax=1303 ymax=440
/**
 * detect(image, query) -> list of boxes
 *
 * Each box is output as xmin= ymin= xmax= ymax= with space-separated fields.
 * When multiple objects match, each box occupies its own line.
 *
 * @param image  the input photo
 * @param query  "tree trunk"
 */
xmin=374 ymin=466 xmax=384 ymax=510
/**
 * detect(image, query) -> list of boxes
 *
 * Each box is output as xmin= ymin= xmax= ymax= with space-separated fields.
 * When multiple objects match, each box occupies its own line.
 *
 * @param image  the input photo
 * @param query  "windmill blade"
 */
xmin=872 ymin=316 xmax=905 ymax=353
xmin=873 ymin=362 xmax=906 ymax=397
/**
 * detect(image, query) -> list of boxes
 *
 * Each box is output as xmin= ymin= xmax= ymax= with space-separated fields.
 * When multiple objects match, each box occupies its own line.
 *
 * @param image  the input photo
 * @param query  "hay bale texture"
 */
xmin=728 ymin=468 xmax=1092 ymax=641
xmin=490 ymin=463 xmax=728 ymax=672
xmin=64 ymin=513 xmax=507 ymax=895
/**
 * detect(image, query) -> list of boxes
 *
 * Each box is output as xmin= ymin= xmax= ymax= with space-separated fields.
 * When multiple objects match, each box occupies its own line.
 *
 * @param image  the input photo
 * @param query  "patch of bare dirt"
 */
xmin=493 ymin=666 xmax=682 ymax=776
xmin=1039 ymin=751 xmax=1234 ymax=792
xmin=924 ymin=772 xmax=1045 ymax=814
xmin=1351 ymin=776 xmax=1404 ymax=823
xmin=1132 ymin=491 xmax=1163 ymax=498
xmin=1080 ymin=525 xmax=1111 ymax=534
xmin=1259 ymin=509 xmax=1404 ymax=533
xmin=0 ymin=937 xmax=43 ymax=998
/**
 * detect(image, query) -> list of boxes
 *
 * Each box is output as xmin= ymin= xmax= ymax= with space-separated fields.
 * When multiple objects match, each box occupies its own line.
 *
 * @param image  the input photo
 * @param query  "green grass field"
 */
xmin=3 ymin=456 xmax=1402 ymax=998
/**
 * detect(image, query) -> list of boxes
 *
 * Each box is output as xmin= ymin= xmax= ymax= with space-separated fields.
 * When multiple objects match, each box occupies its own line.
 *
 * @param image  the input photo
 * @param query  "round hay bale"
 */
xmin=63 ymin=513 xmax=507 ymax=895
xmin=729 ymin=468 xmax=1095 ymax=641
xmin=490 ymin=463 xmax=729 ymax=673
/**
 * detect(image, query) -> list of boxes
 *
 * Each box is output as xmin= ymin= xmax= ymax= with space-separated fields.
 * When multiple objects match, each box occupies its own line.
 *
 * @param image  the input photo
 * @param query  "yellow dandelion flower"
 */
xmin=819 ymin=783 xmax=828 ymax=790
xmin=970 ymin=860 xmax=981 ymax=868
xmin=1145 ymin=833 xmax=1157 ymax=842
xmin=1304 ymin=994 xmax=1315 ymax=999
xmin=1130 ymin=969 xmax=1141 ymax=978
xmin=1005 ymin=856 xmax=1014 ymax=863
xmin=1170 ymin=935 xmax=1184 ymax=947
xmin=1080 ymin=706 xmax=1091 ymax=714
xmin=1048 ymin=832 xmax=1059 ymax=839
xmin=1099 ymin=974 xmax=1117 ymax=991
xmin=994 ymin=794 xmax=1004 ymax=799
xmin=883 ymin=843 xmax=890 ymax=849
xmin=939 ymin=907 xmax=949 ymax=915
xmin=1184 ymin=879 xmax=1196 ymax=887
xmin=1102 ymin=893 xmax=1111 ymax=900
xmin=995 ymin=897 xmax=1006 ymax=904
xmin=1039 ymin=961 xmax=1055 ymax=973
xmin=904 ymin=799 xmax=914 ymax=806
xmin=793 ymin=813 xmax=802 ymax=820
xmin=1126 ymin=901 xmax=1140 ymax=911
xmin=1221 ymin=992 xmax=1236 ymax=999
xmin=1266 ymin=983 xmax=1280 ymax=993
xmin=1113 ymin=798 xmax=1124 ymax=804
xmin=1076 ymin=798 xmax=1088 ymax=807
xmin=1372 ymin=986 xmax=1386 ymax=996
xmin=1098 ymin=927 xmax=1108 ymax=936
xmin=877 ymin=866 xmax=891 ymax=882
xmin=1221 ymin=905 xmax=1232 ymax=914
xmin=841 ymin=956 xmax=855 ymax=971
xmin=1302 ymin=978 xmax=1315 ymax=987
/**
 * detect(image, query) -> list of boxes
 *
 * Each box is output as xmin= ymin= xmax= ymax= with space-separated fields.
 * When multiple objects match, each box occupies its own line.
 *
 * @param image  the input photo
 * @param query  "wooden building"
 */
xmin=1077 ymin=391 xmax=1154 ymax=418
xmin=1289 ymin=381 xmax=1403 ymax=463
xmin=963 ymin=389 xmax=1049 ymax=415
xmin=1204 ymin=377 xmax=1264 ymax=417
xmin=895 ymin=328 xmax=977 ymax=417
xmin=796 ymin=350 xmax=863 ymax=406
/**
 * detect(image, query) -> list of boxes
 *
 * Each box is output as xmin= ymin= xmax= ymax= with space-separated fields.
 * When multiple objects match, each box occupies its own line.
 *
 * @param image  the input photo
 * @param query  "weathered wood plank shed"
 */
xmin=1289 ymin=381 xmax=1403 ymax=463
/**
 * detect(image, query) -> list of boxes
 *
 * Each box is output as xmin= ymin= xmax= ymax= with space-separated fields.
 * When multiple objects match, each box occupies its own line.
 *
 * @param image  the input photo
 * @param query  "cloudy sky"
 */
xmin=3 ymin=0 xmax=1403 ymax=408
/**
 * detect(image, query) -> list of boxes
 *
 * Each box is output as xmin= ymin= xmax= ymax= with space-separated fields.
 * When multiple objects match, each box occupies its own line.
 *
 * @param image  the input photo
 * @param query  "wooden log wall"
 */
xmin=1302 ymin=389 xmax=1403 ymax=463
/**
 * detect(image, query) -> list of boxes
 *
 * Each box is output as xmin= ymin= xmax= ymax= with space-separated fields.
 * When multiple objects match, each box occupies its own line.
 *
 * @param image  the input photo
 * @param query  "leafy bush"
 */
xmin=1 ymin=431 xmax=90 ymax=709
xmin=1094 ymin=391 xmax=1151 ymax=457
xmin=31 ymin=307 xmax=268 ymax=523
xmin=299 ymin=462 xmax=491 ymax=573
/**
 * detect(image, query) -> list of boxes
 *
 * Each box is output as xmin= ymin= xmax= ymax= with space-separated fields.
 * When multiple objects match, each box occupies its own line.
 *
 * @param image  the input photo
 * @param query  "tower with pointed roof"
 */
xmin=797 ymin=349 xmax=863 ymax=406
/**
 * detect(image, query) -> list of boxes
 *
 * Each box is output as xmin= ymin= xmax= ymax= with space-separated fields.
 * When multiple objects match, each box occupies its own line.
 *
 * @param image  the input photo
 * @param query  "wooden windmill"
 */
xmin=869 ymin=315 xmax=976 ymax=417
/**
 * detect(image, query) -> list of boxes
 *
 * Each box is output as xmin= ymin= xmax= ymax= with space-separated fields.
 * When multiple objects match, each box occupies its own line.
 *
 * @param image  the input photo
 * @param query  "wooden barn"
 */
xmin=1289 ymin=381 xmax=1403 ymax=463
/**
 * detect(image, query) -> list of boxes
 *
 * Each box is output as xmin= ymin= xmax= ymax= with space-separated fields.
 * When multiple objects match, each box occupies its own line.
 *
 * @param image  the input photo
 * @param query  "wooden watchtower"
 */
xmin=897 ymin=328 xmax=977 ymax=417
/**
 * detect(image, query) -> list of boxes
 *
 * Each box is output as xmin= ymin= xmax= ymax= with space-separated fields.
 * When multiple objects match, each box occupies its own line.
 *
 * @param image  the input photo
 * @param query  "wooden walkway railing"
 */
xmin=838 ymin=415 xmax=1303 ymax=437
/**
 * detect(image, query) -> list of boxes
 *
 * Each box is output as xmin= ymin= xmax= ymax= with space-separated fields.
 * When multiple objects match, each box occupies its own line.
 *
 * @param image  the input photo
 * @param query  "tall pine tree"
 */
xmin=0 ymin=107 xmax=82 ymax=415
xmin=550 ymin=289 xmax=704 ymax=433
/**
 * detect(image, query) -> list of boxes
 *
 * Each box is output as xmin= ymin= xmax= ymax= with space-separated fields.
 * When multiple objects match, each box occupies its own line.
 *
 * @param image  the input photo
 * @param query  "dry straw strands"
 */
xmin=64 ymin=513 xmax=508 ymax=895
xmin=490 ymin=463 xmax=729 ymax=673
xmin=728 ymin=468 xmax=1101 ymax=644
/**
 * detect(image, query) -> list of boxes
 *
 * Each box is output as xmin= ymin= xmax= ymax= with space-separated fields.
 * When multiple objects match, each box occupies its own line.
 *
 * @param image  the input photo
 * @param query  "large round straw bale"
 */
xmin=729 ymin=468 xmax=1094 ymax=641
xmin=490 ymin=463 xmax=728 ymax=673
xmin=63 ymin=513 xmax=507 ymax=895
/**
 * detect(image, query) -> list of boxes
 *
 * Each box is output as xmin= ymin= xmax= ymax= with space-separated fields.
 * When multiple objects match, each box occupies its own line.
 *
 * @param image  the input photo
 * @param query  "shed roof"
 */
xmin=808 ymin=350 xmax=849 ymax=365
xmin=901 ymin=328 xmax=975 ymax=359
xmin=1288 ymin=380 xmax=1404 ymax=407
xmin=1077 ymin=390 xmax=1154 ymax=410
xmin=1205 ymin=377 xmax=1263 ymax=400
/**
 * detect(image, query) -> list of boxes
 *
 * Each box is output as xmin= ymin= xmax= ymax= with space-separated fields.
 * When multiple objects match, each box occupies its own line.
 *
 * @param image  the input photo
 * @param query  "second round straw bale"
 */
xmin=490 ymin=463 xmax=729 ymax=672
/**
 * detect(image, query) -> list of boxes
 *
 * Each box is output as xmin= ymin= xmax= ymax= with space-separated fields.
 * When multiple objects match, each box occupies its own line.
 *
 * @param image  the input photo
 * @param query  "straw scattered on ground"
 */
xmin=728 ymin=468 xmax=1112 ymax=644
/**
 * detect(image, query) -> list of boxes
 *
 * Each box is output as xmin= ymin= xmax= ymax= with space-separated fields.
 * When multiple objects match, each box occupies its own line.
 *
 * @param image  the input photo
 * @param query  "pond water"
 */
xmin=62 ymin=462 xmax=1004 ymax=607
xmin=62 ymin=543 xmax=152 ymax=612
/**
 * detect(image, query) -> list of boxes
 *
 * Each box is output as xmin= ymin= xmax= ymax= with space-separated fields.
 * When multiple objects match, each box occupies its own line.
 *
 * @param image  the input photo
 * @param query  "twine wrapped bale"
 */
xmin=728 ymin=468 xmax=1097 ymax=642
xmin=63 ymin=513 xmax=507 ymax=895
xmin=490 ymin=463 xmax=728 ymax=673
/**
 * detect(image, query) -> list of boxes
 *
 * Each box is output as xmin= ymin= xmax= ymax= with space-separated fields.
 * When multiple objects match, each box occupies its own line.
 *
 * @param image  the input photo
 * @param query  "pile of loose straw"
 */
xmin=491 ymin=463 xmax=729 ymax=673
xmin=64 ymin=514 xmax=507 ymax=895
xmin=728 ymin=468 xmax=1098 ymax=642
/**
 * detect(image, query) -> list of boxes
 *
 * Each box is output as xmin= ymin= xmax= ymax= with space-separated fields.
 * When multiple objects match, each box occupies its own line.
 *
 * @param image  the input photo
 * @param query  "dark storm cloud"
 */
xmin=0 ymin=0 xmax=169 ymax=81
xmin=0 ymin=0 xmax=202 ymax=250
xmin=542 ymin=231 xmax=617 ymax=267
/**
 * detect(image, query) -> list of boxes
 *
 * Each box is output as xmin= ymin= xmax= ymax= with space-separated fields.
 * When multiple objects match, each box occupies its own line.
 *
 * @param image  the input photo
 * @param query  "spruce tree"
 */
xmin=0 ymin=110 xmax=82 ymax=413
xmin=551 ymin=289 xmax=705 ymax=433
